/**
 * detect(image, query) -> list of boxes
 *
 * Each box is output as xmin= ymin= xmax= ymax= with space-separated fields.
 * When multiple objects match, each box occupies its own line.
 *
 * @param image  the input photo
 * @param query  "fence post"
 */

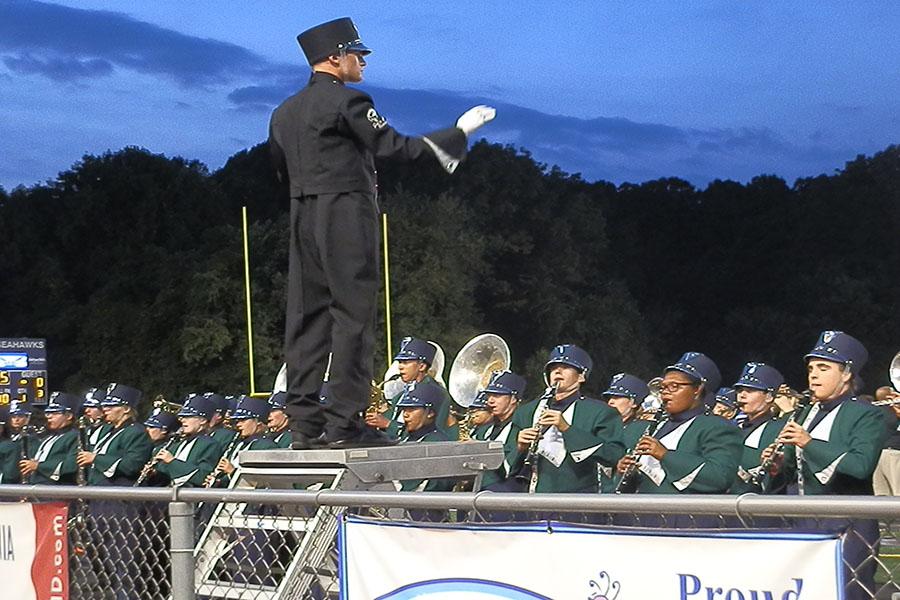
xmin=169 ymin=500 xmax=196 ymax=600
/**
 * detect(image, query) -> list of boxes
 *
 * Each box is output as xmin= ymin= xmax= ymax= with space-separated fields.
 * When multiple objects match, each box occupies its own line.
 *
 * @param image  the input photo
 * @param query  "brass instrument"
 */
xmin=151 ymin=394 xmax=184 ymax=414
xmin=134 ymin=429 xmax=184 ymax=487
xmin=367 ymin=374 xmax=400 ymax=417
xmin=615 ymin=408 xmax=664 ymax=494
xmin=772 ymin=384 xmax=806 ymax=418
xmin=447 ymin=333 xmax=511 ymax=440
xmin=637 ymin=377 xmax=663 ymax=420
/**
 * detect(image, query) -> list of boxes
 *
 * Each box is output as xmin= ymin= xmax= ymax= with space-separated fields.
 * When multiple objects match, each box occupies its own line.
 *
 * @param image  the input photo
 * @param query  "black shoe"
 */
xmin=325 ymin=428 xmax=398 ymax=449
xmin=290 ymin=431 xmax=325 ymax=450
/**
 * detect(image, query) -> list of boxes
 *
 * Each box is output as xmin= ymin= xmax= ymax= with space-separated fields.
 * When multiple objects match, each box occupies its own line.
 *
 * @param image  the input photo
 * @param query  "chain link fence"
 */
xmin=3 ymin=486 xmax=900 ymax=600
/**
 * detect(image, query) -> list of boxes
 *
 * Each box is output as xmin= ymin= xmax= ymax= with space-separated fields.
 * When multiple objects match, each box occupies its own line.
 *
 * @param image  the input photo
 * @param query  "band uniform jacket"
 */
xmin=269 ymin=72 xmax=467 ymax=197
xmin=155 ymin=433 xmax=220 ymax=487
xmin=88 ymin=421 xmax=153 ymax=486
xmin=474 ymin=416 xmax=522 ymax=491
xmin=600 ymin=418 xmax=648 ymax=493
xmin=0 ymin=430 xmax=41 ymax=484
xmin=782 ymin=396 xmax=886 ymax=495
xmin=632 ymin=414 xmax=742 ymax=494
xmin=86 ymin=422 xmax=112 ymax=451
xmin=219 ymin=435 xmax=277 ymax=487
xmin=28 ymin=427 xmax=79 ymax=485
xmin=397 ymin=425 xmax=453 ymax=493
xmin=507 ymin=394 xmax=626 ymax=493
xmin=268 ymin=429 xmax=292 ymax=449
xmin=209 ymin=426 xmax=238 ymax=457
xmin=730 ymin=415 xmax=786 ymax=494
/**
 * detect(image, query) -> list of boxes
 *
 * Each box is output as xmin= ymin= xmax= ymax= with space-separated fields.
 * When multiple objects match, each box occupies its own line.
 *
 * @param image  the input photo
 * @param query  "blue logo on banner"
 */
xmin=376 ymin=578 xmax=552 ymax=599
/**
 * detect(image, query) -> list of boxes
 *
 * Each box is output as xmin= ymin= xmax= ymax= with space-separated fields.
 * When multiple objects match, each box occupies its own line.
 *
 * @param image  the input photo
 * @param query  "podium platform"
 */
xmin=194 ymin=441 xmax=504 ymax=599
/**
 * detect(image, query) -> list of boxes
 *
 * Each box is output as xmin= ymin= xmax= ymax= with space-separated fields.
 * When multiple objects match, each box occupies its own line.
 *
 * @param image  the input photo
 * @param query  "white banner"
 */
xmin=0 ymin=503 xmax=69 ymax=600
xmin=340 ymin=517 xmax=841 ymax=600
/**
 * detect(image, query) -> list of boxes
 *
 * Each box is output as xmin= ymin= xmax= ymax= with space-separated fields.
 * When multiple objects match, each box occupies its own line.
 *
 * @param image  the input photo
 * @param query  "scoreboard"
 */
xmin=0 ymin=338 xmax=48 ymax=407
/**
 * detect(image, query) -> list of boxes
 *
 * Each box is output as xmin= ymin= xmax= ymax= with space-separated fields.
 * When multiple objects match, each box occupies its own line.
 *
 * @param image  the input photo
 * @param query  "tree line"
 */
xmin=1 ymin=141 xmax=897 ymax=408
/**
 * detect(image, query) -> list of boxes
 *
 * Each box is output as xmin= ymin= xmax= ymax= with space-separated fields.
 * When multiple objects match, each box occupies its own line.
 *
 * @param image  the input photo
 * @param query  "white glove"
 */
xmin=456 ymin=105 xmax=496 ymax=136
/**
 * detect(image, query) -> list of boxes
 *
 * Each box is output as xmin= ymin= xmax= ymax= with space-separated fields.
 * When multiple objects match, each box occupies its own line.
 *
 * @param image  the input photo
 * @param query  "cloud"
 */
xmin=3 ymin=53 xmax=113 ymax=81
xmin=0 ymin=0 xmax=284 ymax=87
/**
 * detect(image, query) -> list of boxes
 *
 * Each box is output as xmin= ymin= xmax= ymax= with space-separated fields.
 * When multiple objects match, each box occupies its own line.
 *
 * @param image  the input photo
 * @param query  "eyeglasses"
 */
xmin=658 ymin=381 xmax=698 ymax=393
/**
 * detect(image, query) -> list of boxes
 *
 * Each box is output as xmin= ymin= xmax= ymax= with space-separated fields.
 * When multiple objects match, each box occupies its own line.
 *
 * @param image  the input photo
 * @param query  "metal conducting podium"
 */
xmin=193 ymin=440 xmax=504 ymax=600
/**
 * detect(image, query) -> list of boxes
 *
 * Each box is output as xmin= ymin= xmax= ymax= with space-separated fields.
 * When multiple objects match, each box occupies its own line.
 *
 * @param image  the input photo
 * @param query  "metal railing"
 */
xmin=3 ymin=485 xmax=900 ymax=600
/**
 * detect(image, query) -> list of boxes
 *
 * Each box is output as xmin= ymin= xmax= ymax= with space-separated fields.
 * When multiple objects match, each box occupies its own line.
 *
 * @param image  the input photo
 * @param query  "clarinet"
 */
xmin=75 ymin=416 xmax=89 ymax=486
xmin=204 ymin=434 xmax=242 ymax=488
xmin=751 ymin=390 xmax=813 ymax=490
xmin=521 ymin=383 xmax=560 ymax=479
xmin=134 ymin=429 xmax=184 ymax=487
xmin=18 ymin=425 xmax=41 ymax=484
xmin=614 ymin=409 xmax=665 ymax=494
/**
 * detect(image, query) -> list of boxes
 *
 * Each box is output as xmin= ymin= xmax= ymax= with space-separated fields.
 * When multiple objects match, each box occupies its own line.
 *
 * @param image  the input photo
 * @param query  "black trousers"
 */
xmin=284 ymin=191 xmax=379 ymax=439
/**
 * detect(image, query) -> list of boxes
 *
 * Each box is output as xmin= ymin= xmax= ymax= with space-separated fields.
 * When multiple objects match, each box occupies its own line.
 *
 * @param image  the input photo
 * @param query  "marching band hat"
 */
xmin=666 ymin=352 xmax=721 ymax=393
xmin=223 ymin=395 xmax=239 ymax=416
xmin=470 ymin=390 xmax=489 ymax=410
xmin=395 ymin=382 xmax=444 ymax=410
xmin=44 ymin=391 xmax=81 ymax=414
xmin=144 ymin=409 xmax=179 ymax=432
xmin=734 ymin=362 xmax=784 ymax=392
xmin=805 ymin=331 xmax=868 ymax=374
xmin=483 ymin=370 xmax=527 ymax=397
xmin=202 ymin=392 xmax=228 ymax=415
xmin=297 ymin=17 xmax=371 ymax=66
xmin=268 ymin=391 xmax=287 ymax=410
xmin=393 ymin=337 xmax=436 ymax=364
xmin=714 ymin=387 xmax=738 ymax=409
xmin=103 ymin=383 xmax=143 ymax=407
xmin=231 ymin=395 xmax=271 ymax=421
xmin=602 ymin=373 xmax=649 ymax=402
xmin=8 ymin=399 xmax=31 ymax=416
xmin=82 ymin=387 xmax=107 ymax=408
xmin=177 ymin=395 xmax=215 ymax=420
xmin=545 ymin=344 xmax=593 ymax=377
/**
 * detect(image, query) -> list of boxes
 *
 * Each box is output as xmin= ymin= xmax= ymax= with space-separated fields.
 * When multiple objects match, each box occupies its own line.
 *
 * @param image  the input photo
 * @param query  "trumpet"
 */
xmin=367 ymin=374 xmax=400 ymax=417
xmin=614 ymin=408 xmax=664 ymax=494
xmin=151 ymin=394 xmax=184 ymax=414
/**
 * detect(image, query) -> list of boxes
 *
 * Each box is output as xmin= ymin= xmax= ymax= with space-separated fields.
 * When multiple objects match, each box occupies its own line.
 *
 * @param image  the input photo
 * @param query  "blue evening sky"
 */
xmin=1 ymin=0 xmax=898 ymax=190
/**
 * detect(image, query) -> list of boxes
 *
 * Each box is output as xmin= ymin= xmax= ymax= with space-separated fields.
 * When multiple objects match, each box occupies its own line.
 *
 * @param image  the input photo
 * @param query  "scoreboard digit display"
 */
xmin=0 ymin=338 xmax=48 ymax=407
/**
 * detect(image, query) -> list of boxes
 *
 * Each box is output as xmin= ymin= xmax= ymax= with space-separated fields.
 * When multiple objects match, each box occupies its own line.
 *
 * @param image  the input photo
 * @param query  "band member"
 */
xmin=77 ymin=383 xmax=153 ymax=486
xmin=267 ymin=391 xmax=292 ymax=448
xmin=78 ymin=383 xmax=152 ymax=600
xmin=153 ymin=396 xmax=220 ymax=487
xmin=367 ymin=337 xmax=452 ymax=438
xmin=711 ymin=387 xmax=739 ymax=421
xmin=510 ymin=345 xmax=625 ymax=493
xmin=202 ymin=392 xmax=236 ymax=455
xmin=271 ymin=17 xmax=494 ymax=450
xmin=82 ymin=387 xmax=111 ymax=449
xmin=474 ymin=370 xmax=527 ymax=492
xmin=19 ymin=392 xmax=81 ymax=485
xmin=395 ymin=383 xmax=454 ymax=494
xmin=873 ymin=386 xmax=900 ymax=496
xmin=144 ymin=410 xmax=180 ymax=449
xmin=763 ymin=331 xmax=885 ymax=600
xmin=616 ymin=352 xmax=741 ymax=495
xmin=600 ymin=373 xmax=649 ymax=493
xmin=0 ymin=407 xmax=16 ymax=484
xmin=467 ymin=392 xmax=494 ymax=432
xmin=207 ymin=396 xmax=276 ymax=488
xmin=728 ymin=363 xmax=786 ymax=494
xmin=3 ymin=400 xmax=38 ymax=484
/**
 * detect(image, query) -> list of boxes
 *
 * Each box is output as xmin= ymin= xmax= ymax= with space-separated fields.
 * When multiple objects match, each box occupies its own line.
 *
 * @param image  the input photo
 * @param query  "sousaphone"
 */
xmin=448 ymin=333 xmax=511 ymax=408
xmin=891 ymin=350 xmax=900 ymax=393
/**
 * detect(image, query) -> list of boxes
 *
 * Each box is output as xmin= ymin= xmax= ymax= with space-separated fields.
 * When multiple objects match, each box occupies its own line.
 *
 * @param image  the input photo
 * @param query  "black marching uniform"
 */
xmin=269 ymin=18 xmax=468 ymax=444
